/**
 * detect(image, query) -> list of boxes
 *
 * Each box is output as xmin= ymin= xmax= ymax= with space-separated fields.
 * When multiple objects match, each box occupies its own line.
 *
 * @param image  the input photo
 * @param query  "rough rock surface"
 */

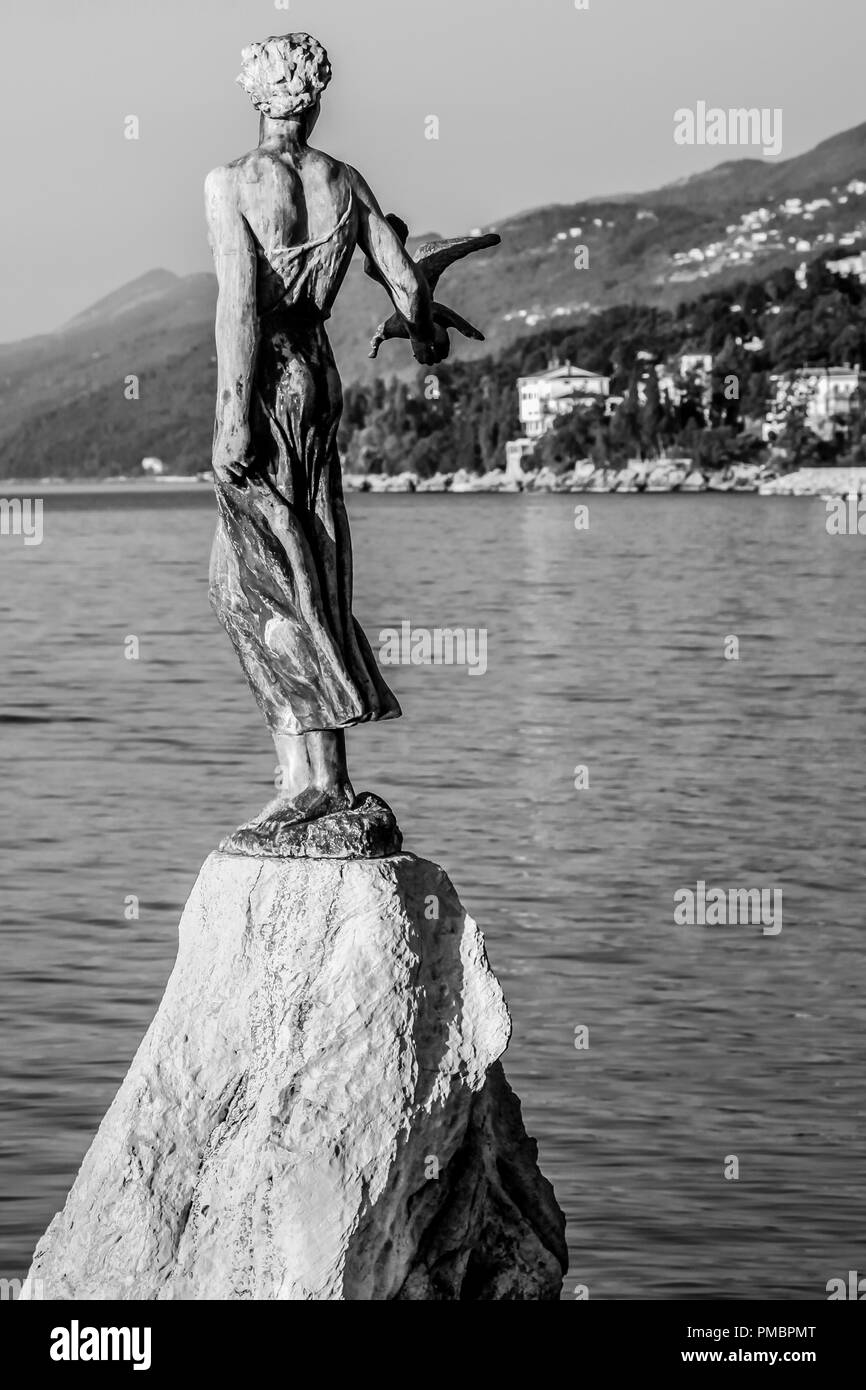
xmin=25 ymin=852 xmax=567 ymax=1300
xmin=220 ymin=792 xmax=402 ymax=859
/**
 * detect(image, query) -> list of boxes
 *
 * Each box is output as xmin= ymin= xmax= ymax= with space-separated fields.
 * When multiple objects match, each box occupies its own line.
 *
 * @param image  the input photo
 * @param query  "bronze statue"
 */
xmin=205 ymin=33 xmax=496 ymax=855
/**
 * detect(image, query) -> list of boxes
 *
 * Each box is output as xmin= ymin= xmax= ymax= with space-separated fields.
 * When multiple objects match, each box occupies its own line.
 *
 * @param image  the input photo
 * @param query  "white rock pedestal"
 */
xmin=25 ymin=851 xmax=567 ymax=1300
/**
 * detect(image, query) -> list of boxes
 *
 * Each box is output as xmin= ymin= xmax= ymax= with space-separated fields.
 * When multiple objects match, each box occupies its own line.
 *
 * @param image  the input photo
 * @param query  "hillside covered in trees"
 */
xmin=3 ymin=250 xmax=866 ymax=480
xmin=337 ymin=252 xmax=866 ymax=479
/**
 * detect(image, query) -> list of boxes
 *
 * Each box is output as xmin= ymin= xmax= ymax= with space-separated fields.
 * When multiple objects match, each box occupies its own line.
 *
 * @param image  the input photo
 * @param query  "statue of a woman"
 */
xmin=205 ymin=33 xmax=449 ymax=854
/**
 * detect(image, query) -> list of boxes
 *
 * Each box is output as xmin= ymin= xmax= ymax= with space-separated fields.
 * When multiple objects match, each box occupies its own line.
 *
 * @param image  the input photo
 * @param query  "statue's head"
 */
xmin=237 ymin=33 xmax=332 ymax=120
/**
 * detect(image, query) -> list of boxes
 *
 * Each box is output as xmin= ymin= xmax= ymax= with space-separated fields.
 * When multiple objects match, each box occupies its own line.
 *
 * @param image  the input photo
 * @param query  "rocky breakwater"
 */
xmin=343 ymin=461 xmax=774 ymax=494
xmin=23 ymin=850 xmax=567 ymax=1301
xmin=759 ymin=465 xmax=866 ymax=496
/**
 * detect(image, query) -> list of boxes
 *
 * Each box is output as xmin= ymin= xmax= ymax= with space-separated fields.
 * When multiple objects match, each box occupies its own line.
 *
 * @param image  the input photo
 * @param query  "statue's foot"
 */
xmin=238 ymin=784 xmax=354 ymax=831
xmin=219 ymin=789 xmax=402 ymax=859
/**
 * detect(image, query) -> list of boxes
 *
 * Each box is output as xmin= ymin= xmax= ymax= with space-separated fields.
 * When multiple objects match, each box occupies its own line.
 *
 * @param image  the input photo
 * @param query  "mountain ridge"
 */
xmin=3 ymin=118 xmax=866 ymax=477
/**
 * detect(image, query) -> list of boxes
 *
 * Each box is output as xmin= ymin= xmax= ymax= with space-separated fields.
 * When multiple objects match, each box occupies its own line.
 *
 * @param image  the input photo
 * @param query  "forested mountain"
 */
xmin=3 ymin=121 xmax=866 ymax=478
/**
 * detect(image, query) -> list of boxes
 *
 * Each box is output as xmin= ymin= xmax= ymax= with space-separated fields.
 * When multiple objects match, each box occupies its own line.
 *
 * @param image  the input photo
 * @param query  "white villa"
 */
xmin=518 ymin=362 xmax=611 ymax=438
xmin=505 ymin=361 xmax=611 ymax=476
xmin=763 ymin=366 xmax=862 ymax=442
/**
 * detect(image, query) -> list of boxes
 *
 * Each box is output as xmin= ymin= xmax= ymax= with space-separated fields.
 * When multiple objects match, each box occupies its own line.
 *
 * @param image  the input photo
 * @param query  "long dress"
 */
xmin=208 ymin=189 xmax=402 ymax=736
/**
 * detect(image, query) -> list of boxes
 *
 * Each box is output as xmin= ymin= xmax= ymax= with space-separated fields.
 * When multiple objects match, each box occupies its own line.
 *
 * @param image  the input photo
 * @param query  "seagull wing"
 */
xmin=414 ymin=233 xmax=501 ymax=290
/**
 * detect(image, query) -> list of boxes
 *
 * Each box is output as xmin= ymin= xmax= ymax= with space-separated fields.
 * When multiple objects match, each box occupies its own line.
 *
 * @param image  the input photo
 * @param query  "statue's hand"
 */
xmin=411 ymin=323 xmax=451 ymax=366
xmin=213 ymin=422 xmax=255 ymax=487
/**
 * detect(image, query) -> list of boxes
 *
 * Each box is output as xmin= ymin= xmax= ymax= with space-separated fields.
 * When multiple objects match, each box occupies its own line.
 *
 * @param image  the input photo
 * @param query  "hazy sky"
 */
xmin=2 ymin=0 xmax=865 ymax=341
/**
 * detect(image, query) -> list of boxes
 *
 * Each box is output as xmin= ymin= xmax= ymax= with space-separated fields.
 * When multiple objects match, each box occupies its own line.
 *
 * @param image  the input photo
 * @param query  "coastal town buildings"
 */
xmin=664 ymin=175 xmax=866 ymax=289
xmin=504 ymin=341 xmax=864 ymax=475
xmin=763 ymin=366 xmax=862 ymax=442
xmin=505 ymin=353 xmax=720 ymax=477
xmin=654 ymin=353 xmax=714 ymax=408
xmin=632 ymin=353 xmax=714 ymax=413
xmin=826 ymin=251 xmax=866 ymax=283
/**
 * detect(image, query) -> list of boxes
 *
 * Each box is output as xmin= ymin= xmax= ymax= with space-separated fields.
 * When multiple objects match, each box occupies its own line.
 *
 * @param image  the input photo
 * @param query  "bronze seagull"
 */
xmin=365 ymin=214 xmax=501 ymax=358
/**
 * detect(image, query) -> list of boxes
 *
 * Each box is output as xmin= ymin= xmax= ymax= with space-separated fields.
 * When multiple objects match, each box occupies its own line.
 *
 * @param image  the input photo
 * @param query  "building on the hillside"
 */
xmin=505 ymin=360 xmax=611 ymax=478
xmin=643 ymin=353 xmax=714 ymax=410
xmin=677 ymin=353 xmax=714 ymax=400
xmin=517 ymin=361 xmax=611 ymax=439
xmin=827 ymin=251 xmax=866 ymax=283
xmin=504 ymin=437 xmax=536 ymax=476
xmin=763 ymin=366 xmax=862 ymax=442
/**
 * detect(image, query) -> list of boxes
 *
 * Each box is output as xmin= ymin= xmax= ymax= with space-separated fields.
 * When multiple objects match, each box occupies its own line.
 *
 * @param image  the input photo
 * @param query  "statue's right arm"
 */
xmin=347 ymin=166 xmax=440 ymax=355
xmin=205 ymin=166 xmax=259 ymax=484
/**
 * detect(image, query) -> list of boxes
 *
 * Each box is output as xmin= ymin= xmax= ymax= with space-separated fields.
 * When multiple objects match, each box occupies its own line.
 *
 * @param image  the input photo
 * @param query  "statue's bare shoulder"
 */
xmin=204 ymin=161 xmax=253 ymax=250
xmin=206 ymin=147 xmax=352 ymax=249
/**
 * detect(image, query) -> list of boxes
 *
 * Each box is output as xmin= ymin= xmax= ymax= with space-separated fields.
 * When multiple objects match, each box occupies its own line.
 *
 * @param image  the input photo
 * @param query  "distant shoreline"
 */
xmin=1 ymin=463 xmax=865 ymax=498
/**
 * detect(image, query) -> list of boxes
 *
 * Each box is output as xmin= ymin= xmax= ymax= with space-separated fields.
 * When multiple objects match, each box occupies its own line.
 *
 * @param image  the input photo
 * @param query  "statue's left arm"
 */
xmin=205 ymin=165 xmax=260 ymax=485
